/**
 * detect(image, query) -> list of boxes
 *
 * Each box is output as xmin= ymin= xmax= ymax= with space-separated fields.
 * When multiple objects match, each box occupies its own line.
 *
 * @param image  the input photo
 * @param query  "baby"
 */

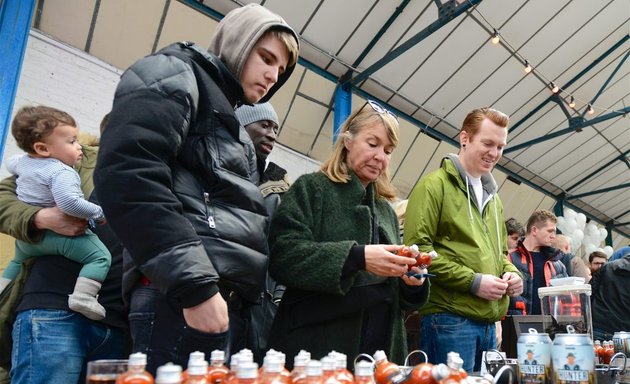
xmin=0 ymin=105 xmax=111 ymax=320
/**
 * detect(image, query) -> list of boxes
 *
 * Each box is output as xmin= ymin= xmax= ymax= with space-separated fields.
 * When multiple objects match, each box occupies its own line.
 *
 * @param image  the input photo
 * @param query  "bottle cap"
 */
xmin=237 ymin=362 xmax=259 ymax=379
xmin=210 ymin=350 xmax=225 ymax=362
xmin=321 ymin=357 xmax=335 ymax=371
xmin=433 ymin=364 xmax=450 ymax=381
xmin=306 ymin=360 xmax=322 ymax=376
xmin=355 ymin=361 xmax=374 ymax=377
xmin=373 ymin=350 xmax=387 ymax=363
xmin=156 ymin=363 xmax=182 ymax=384
xmin=188 ymin=351 xmax=206 ymax=364
xmin=294 ymin=354 xmax=309 ymax=367
xmin=263 ymin=355 xmax=283 ymax=373
xmin=332 ymin=353 xmax=347 ymax=370
xmin=128 ymin=352 xmax=147 ymax=366
xmin=188 ymin=359 xmax=209 ymax=376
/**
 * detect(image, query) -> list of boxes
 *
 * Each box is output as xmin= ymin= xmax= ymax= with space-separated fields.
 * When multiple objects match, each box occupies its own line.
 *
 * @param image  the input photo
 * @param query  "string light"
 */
xmin=480 ymin=12 xmax=614 ymax=116
xmin=491 ymin=29 xmax=500 ymax=44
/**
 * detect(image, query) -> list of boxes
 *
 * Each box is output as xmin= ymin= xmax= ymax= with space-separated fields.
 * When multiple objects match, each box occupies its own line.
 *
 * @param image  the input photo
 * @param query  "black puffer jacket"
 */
xmin=96 ymin=42 xmax=270 ymax=305
xmin=591 ymin=255 xmax=630 ymax=333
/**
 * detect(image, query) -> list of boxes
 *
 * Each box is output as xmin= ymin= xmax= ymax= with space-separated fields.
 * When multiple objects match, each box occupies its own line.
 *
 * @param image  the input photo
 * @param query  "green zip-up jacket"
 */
xmin=404 ymin=155 xmax=519 ymax=322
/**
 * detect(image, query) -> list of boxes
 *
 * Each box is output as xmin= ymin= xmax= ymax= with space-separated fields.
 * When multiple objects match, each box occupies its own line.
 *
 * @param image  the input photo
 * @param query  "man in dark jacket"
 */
xmin=507 ymin=210 xmax=567 ymax=315
xmin=93 ymin=4 xmax=299 ymax=373
xmin=235 ymin=102 xmax=289 ymax=363
xmin=591 ymin=254 xmax=630 ymax=340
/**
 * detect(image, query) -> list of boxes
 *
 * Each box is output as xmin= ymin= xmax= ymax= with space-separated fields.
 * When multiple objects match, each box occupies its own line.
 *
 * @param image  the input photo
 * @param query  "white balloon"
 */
xmin=585 ymin=243 xmax=597 ymax=255
xmin=570 ymin=237 xmax=581 ymax=252
xmin=576 ymin=213 xmax=587 ymax=231
xmin=584 ymin=234 xmax=600 ymax=247
xmin=556 ymin=216 xmax=566 ymax=233
xmin=565 ymin=208 xmax=577 ymax=221
xmin=566 ymin=219 xmax=578 ymax=234
xmin=572 ymin=229 xmax=584 ymax=243
xmin=603 ymin=246 xmax=614 ymax=257
xmin=586 ymin=222 xmax=598 ymax=236
xmin=599 ymin=228 xmax=608 ymax=241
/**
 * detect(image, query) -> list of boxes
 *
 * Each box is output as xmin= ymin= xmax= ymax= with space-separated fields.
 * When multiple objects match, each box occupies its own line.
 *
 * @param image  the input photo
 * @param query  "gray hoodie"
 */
xmin=209 ymin=3 xmax=299 ymax=103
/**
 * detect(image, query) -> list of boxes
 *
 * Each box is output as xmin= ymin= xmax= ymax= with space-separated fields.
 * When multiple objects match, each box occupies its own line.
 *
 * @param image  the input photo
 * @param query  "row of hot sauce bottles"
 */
xmin=114 ymin=247 xmax=456 ymax=384
xmin=109 ymin=244 xmax=628 ymax=384
xmin=113 ymin=348 xmax=471 ymax=384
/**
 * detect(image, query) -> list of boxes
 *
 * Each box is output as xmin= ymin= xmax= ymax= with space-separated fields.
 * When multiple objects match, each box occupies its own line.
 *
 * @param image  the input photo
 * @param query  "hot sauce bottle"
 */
xmin=373 ymin=350 xmax=406 ymax=384
xmin=398 ymin=245 xmax=438 ymax=271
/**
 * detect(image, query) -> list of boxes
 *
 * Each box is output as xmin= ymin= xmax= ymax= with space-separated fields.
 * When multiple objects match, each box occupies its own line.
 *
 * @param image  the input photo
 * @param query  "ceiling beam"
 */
xmin=348 ymin=0 xmax=482 ymax=85
xmin=566 ymin=149 xmax=630 ymax=192
xmin=581 ymin=48 xmax=630 ymax=118
xmin=566 ymin=182 xmax=630 ymax=200
xmin=508 ymin=35 xmax=629 ymax=134
xmin=340 ymin=0 xmax=412 ymax=82
xmin=504 ymin=106 xmax=630 ymax=154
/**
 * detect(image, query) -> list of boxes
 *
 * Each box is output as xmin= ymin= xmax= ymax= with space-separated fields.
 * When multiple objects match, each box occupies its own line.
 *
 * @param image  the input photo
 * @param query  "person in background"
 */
xmin=234 ymin=102 xmax=289 ymax=363
xmin=268 ymin=100 xmax=429 ymax=365
xmin=404 ymin=107 xmax=523 ymax=373
xmin=507 ymin=210 xmax=567 ymax=316
xmin=93 ymin=3 xmax=299 ymax=373
xmin=591 ymin=253 xmax=630 ymax=341
xmin=505 ymin=218 xmax=525 ymax=253
xmin=609 ymin=245 xmax=630 ymax=262
xmin=0 ymin=112 xmax=128 ymax=384
xmin=554 ymin=234 xmax=591 ymax=282
xmin=588 ymin=251 xmax=608 ymax=276
xmin=0 ymin=106 xmax=110 ymax=321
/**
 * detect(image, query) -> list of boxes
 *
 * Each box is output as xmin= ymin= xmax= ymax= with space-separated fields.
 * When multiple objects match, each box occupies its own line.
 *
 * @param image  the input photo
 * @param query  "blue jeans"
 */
xmin=10 ymin=309 xmax=125 ymax=384
xmin=420 ymin=313 xmax=496 ymax=373
xmin=129 ymin=285 xmax=230 ymax=375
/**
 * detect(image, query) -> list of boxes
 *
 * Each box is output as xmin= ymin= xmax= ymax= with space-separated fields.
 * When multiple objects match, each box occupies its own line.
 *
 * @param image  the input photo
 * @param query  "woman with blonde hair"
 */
xmin=268 ymin=100 xmax=430 ymax=364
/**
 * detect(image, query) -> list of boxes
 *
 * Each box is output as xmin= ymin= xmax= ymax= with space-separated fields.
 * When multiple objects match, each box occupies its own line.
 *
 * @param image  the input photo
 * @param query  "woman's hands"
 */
xmin=364 ymin=244 xmax=426 ymax=285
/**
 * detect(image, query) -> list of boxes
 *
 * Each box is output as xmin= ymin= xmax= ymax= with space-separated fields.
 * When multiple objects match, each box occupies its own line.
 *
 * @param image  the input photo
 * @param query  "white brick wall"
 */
xmin=1 ymin=30 xmax=319 ymax=182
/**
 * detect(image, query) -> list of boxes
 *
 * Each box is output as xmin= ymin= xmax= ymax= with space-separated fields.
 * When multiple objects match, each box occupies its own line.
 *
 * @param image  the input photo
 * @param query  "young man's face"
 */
xmin=245 ymin=119 xmax=278 ymax=160
xmin=459 ymin=118 xmax=507 ymax=177
xmin=508 ymin=233 xmax=520 ymax=250
xmin=532 ymin=220 xmax=557 ymax=248
xmin=240 ymin=34 xmax=289 ymax=104
xmin=36 ymin=124 xmax=83 ymax=166
xmin=590 ymin=257 xmax=606 ymax=273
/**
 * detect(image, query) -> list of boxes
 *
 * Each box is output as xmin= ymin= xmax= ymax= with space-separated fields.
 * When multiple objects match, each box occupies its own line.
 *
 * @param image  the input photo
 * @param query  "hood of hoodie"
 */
xmin=445 ymin=153 xmax=498 ymax=196
xmin=611 ymin=255 xmax=630 ymax=276
xmin=208 ymin=3 xmax=299 ymax=103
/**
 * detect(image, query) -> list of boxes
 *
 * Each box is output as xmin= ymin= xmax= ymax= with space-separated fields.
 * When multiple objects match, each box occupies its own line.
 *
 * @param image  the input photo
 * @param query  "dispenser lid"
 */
xmin=538 ymin=283 xmax=591 ymax=298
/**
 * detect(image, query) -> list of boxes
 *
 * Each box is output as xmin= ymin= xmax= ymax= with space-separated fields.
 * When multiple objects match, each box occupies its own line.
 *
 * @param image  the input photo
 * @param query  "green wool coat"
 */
xmin=268 ymin=171 xmax=429 ymax=365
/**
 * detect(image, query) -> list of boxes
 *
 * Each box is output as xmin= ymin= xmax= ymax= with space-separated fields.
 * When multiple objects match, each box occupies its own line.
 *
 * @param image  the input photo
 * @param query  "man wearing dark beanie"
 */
xmin=235 ymin=102 xmax=289 ymax=363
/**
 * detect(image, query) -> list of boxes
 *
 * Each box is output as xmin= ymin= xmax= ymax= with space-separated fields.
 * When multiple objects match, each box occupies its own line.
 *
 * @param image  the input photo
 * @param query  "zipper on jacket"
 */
xmin=204 ymin=192 xmax=216 ymax=229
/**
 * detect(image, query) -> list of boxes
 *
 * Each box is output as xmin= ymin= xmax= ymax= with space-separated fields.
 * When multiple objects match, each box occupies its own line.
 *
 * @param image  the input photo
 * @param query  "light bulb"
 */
xmin=524 ymin=61 xmax=532 ymax=74
xmin=568 ymin=96 xmax=575 ymax=108
xmin=491 ymin=30 xmax=500 ymax=45
xmin=551 ymin=82 xmax=559 ymax=93
xmin=587 ymin=104 xmax=595 ymax=115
